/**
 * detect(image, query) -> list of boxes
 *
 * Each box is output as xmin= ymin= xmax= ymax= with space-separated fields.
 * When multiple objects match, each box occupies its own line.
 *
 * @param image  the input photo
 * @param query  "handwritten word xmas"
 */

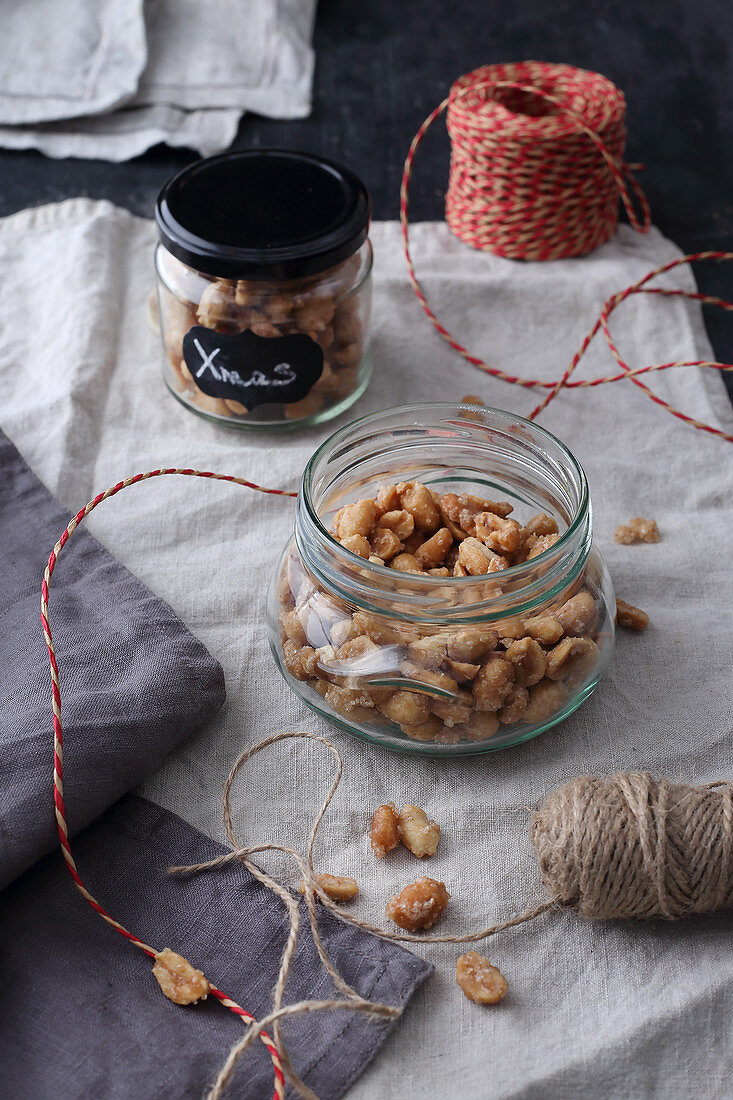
xmin=192 ymin=337 xmax=297 ymax=389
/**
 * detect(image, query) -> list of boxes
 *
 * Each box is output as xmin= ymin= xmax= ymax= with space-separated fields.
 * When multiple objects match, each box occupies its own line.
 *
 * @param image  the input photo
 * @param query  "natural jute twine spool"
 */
xmin=41 ymin=469 xmax=733 ymax=1100
xmin=400 ymin=62 xmax=733 ymax=442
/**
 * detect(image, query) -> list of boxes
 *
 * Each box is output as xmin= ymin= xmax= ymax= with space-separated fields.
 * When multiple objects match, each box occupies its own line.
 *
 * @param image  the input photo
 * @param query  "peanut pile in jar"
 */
xmin=159 ymin=252 xmax=367 ymax=422
xmin=278 ymin=481 xmax=600 ymax=745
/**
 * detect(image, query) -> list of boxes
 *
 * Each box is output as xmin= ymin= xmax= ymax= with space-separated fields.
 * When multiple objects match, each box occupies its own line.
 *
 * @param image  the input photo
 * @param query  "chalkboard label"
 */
xmin=182 ymin=326 xmax=324 ymax=410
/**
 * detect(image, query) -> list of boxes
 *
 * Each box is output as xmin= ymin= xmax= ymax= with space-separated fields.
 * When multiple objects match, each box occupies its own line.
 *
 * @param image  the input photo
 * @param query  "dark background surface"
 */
xmin=1 ymin=0 xmax=730 ymax=393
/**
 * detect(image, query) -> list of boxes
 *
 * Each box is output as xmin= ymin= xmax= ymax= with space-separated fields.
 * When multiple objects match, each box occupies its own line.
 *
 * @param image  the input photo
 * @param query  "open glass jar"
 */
xmin=155 ymin=150 xmax=373 ymax=428
xmin=267 ymin=403 xmax=615 ymax=755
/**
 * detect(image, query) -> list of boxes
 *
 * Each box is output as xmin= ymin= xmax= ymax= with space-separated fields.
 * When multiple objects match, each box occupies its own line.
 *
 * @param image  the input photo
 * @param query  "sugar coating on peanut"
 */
xmin=152 ymin=948 xmax=210 ymax=1005
xmin=370 ymin=803 xmax=401 ymax=858
xmin=298 ymin=873 xmax=359 ymax=902
xmin=456 ymin=952 xmax=509 ymax=1004
xmin=616 ymin=597 xmax=649 ymax=630
xmin=614 ymin=517 xmax=660 ymax=544
xmin=398 ymin=804 xmax=441 ymax=858
xmin=386 ymin=877 xmax=450 ymax=930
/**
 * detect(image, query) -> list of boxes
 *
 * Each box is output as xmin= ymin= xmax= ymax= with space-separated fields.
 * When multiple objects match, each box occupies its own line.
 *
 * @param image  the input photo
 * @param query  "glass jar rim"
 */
xmin=298 ymin=402 xmax=591 ymax=623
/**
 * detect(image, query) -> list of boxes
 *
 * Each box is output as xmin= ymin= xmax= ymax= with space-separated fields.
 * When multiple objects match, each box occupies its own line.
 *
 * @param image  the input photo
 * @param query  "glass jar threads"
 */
xmin=267 ymin=403 xmax=615 ymax=756
xmin=154 ymin=150 xmax=373 ymax=428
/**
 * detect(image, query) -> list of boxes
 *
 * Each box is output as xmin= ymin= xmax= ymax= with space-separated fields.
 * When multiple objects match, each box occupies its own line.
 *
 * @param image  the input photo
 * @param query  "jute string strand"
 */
xmin=42 ymin=469 xmax=733 ymax=1099
xmin=400 ymin=62 xmax=733 ymax=443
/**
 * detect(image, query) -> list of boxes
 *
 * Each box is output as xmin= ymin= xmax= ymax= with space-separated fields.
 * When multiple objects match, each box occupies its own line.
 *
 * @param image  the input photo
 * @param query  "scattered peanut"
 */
xmin=370 ymin=803 xmax=401 ymax=858
xmin=456 ymin=952 xmax=509 ymax=1004
xmin=397 ymin=804 xmax=441 ymax=858
xmin=616 ymin=597 xmax=649 ymax=630
xmin=152 ymin=949 xmax=210 ymax=1005
xmin=614 ymin=517 xmax=660 ymax=544
xmin=298 ymin=873 xmax=359 ymax=902
xmin=386 ymin=877 xmax=450 ymax=930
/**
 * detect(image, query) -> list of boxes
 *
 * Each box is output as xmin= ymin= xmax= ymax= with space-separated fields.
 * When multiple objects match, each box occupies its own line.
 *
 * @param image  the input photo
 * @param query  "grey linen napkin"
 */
xmin=0 ymin=794 xmax=432 ymax=1099
xmin=0 ymin=427 xmax=226 ymax=888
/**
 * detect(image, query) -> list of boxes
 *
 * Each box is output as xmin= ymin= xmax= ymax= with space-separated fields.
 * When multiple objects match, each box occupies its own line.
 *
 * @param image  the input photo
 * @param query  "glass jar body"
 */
xmin=155 ymin=240 xmax=373 ymax=429
xmin=266 ymin=404 xmax=615 ymax=756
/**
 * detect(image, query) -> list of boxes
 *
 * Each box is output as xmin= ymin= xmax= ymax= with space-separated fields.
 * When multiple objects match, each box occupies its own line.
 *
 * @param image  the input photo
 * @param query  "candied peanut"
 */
xmin=431 ymin=691 xmax=474 ymax=725
xmin=407 ymin=634 xmax=447 ymax=669
xmin=281 ymin=608 xmax=307 ymax=646
xmin=429 ymin=567 xmax=451 ymax=577
xmin=475 ymin=512 xmax=522 ymax=554
xmin=456 ymin=952 xmax=509 ymax=1004
xmin=283 ymin=640 xmax=318 ymax=681
xmin=526 ymin=532 xmax=560 ymax=559
xmin=545 ymin=636 xmax=598 ymax=683
xmin=443 ymin=659 xmax=480 ymax=683
xmin=191 ymin=391 xmax=232 ymax=417
xmin=386 ymin=877 xmax=450 ymax=930
xmin=284 ymin=392 xmax=324 ymax=420
xmin=197 ymin=280 xmax=235 ymax=327
xmin=333 ymin=635 xmax=380 ymax=664
xmin=249 ymin=318 xmax=281 ymax=338
xmin=400 ymin=662 xmax=458 ymax=696
xmin=524 ymin=512 xmax=559 ymax=537
xmin=324 ymin=683 xmax=377 ymax=715
xmin=440 ymin=493 xmax=513 ymax=535
xmin=376 ymin=485 xmax=401 ymax=514
xmin=398 ymin=804 xmax=441 ymax=857
xmin=402 ymin=531 xmax=425 ymax=555
xmin=224 ymin=399 xmax=248 ymax=416
xmin=371 ymin=527 xmax=403 ymax=561
xmin=555 ymin=591 xmax=598 ymax=636
xmin=369 ymin=555 xmax=385 ymax=566
xmin=504 ymin=637 xmax=546 ymax=687
xmin=462 ymin=394 xmax=484 ymax=405
xmin=464 ymin=711 xmax=500 ymax=740
xmin=453 ymin=561 xmax=469 ymax=577
xmin=397 ymin=482 xmax=441 ymax=532
xmin=523 ymin=679 xmax=568 ymax=723
xmin=614 ymin=517 xmax=660 ymax=545
xmin=390 ymin=553 xmax=423 ymax=573
xmin=415 ymin=528 xmax=453 ymax=568
xmin=340 ymin=533 xmax=372 ymax=558
xmin=401 ymin=715 xmax=447 ymax=741
xmin=446 ymin=629 xmax=497 ymax=663
xmin=523 ymin=615 xmax=563 ymax=645
xmin=335 ymin=499 xmax=378 ymax=539
xmin=499 ymin=686 xmax=529 ymax=724
xmin=352 ymin=611 xmax=411 ymax=645
xmin=457 ymin=537 xmax=500 ymax=575
xmin=616 ymin=598 xmax=649 ymax=630
xmin=298 ymin=873 xmax=358 ymax=902
xmin=472 ymin=657 xmax=514 ymax=711
xmin=329 ymin=617 xmax=358 ymax=648
xmin=370 ymin=803 xmax=401 ymax=858
xmin=152 ymin=948 xmax=210 ymax=1005
xmin=380 ymin=690 xmax=431 ymax=726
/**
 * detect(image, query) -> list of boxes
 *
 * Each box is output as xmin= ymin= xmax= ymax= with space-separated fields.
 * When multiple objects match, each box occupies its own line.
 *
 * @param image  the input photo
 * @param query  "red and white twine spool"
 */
xmin=445 ymin=62 xmax=649 ymax=261
xmin=400 ymin=61 xmax=733 ymax=442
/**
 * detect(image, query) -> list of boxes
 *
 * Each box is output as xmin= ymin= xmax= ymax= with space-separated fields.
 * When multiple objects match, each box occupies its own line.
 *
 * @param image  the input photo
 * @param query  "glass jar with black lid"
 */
xmin=154 ymin=150 xmax=373 ymax=428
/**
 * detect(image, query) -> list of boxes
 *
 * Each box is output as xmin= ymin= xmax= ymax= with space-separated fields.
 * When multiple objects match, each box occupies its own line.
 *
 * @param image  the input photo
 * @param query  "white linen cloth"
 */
xmin=0 ymin=0 xmax=316 ymax=160
xmin=0 ymin=199 xmax=731 ymax=1099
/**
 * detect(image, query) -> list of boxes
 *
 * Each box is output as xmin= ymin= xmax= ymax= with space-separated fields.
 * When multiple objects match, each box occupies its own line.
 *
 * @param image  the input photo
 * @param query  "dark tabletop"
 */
xmin=1 ymin=0 xmax=730 ymax=396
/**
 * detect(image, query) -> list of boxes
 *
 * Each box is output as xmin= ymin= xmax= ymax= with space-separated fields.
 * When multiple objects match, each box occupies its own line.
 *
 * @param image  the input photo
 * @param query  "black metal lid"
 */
xmin=155 ymin=149 xmax=371 ymax=281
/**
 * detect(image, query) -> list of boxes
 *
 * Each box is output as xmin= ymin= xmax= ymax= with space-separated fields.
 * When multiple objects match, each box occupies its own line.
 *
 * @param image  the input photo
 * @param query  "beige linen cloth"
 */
xmin=1 ymin=199 xmax=731 ymax=1099
xmin=0 ymin=0 xmax=316 ymax=159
